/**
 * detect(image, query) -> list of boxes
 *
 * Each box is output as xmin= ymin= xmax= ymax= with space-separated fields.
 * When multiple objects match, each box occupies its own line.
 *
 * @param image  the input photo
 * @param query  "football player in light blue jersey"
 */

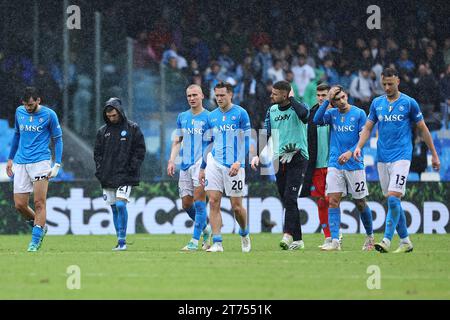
xmin=354 ymin=68 xmax=440 ymax=253
xmin=314 ymin=85 xmax=374 ymax=251
xmin=198 ymin=82 xmax=252 ymax=253
xmin=168 ymin=84 xmax=211 ymax=251
xmin=6 ymin=87 xmax=63 ymax=252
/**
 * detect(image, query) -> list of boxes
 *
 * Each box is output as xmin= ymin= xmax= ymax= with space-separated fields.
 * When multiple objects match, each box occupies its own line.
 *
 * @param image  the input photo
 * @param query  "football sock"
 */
xmin=318 ymin=197 xmax=331 ymax=238
xmin=359 ymin=205 xmax=374 ymax=236
xmin=116 ymin=200 xmax=128 ymax=241
xmin=193 ymin=201 xmax=207 ymax=241
xmin=111 ymin=204 xmax=120 ymax=237
xmin=384 ymin=196 xmax=401 ymax=241
xmin=31 ymin=225 xmax=44 ymax=245
xmin=185 ymin=205 xmax=196 ymax=221
xmin=238 ymin=227 xmax=249 ymax=237
xmin=328 ymin=207 xmax=341 ymax=240
xmin=212 ymin=234 xmax=223 ymax=243
xmin=396 ymin=205 xmax=409 ymax=239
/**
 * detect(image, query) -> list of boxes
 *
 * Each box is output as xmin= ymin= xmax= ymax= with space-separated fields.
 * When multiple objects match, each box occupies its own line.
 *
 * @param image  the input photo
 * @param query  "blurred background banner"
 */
xmin=0 ymin=181 xmax=448 ymax=235
xmin=1 ymin=1 xmax=450 ymax=186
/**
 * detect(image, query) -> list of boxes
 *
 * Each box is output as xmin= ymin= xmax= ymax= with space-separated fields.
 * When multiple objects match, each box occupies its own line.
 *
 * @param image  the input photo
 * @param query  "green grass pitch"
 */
xmin=0 ymin=233 xmax=449 ymax=299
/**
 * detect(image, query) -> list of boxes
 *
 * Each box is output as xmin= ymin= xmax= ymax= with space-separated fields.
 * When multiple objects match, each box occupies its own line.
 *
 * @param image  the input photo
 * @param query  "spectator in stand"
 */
xmin=253 ymin=43 xmax=273 ymax=83
xmin=414 ymin=64 xmax=441 ymax=130
xmin=396 ymin=49 xmax=416 ymax=76
xmin=133 ymin=31 xmax=158 ymax=68
xmin=369 ymin=38 xmax=380 ymax=62
xmin=189 ymin=36 xmax=210 ymax=71
xmin=321 ymin=56 xmax=340 ymax=86
xmin=291 ymin=54 xmax=315 ymax=101
xmin=349 ymin=66 xmax=375 ymax=112
xmin=217 ymin=42 xmax=236 ymax=77
xmin=267 ymin=59 xmax=285 ymax=83
xmin=423 ymin=45 xmax=445 ymax=76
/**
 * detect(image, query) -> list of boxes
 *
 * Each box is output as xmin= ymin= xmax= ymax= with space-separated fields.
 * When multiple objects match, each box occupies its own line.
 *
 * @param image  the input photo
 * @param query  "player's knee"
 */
xmin=208 ymin=197 xmax=220 ymax=210
xmin=15 ymin=202 xmax=27 ymax=212
xmin=329 ymin=197 xmax=340 ymax=208
xmin=231 ymin=204 xmax=243 ymax=215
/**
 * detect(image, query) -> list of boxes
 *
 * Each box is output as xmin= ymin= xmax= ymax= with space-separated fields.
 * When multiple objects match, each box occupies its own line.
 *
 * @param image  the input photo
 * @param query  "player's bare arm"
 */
xmin=353 ymin=120 xmax=374 ymax=161
xmin=167 ymin=137 xmax=182 ymax=177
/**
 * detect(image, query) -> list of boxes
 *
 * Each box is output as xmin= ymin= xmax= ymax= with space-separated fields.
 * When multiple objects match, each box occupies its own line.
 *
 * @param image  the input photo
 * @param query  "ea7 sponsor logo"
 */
xmin=274 ymin=114 xmax=291 ymax=121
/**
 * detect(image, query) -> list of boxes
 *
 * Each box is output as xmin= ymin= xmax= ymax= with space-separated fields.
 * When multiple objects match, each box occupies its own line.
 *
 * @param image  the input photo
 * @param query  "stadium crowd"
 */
xmin=1 ymin=0 xmax=449 ymax=173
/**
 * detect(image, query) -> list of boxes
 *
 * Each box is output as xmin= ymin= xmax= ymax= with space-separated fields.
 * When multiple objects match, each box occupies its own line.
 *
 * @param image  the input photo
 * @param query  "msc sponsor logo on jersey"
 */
xmin=216 ymin=124 xmax=237 ymax=132
xmin=274 ymin=114 xmax=291 ymax=121
xmin=19 ymin=124 xmax=43 ymax=132
xmin=185 ymin=128 xmax=204 ymax=134
xmin=380 ymin=114 xmax=405 ymax=122
xmin=333 ymin=124 xmax=356 ymax=132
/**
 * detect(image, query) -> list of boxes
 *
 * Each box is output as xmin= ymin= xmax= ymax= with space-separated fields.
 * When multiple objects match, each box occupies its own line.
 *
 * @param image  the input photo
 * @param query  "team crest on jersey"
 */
xmin=231 ymin=116 xmax=236 ymax=120
xmin=350 ymin=117 xmax=355 ymax=122
xmin=121 ymin=130 xmax=127 ymax=137
xmin=399 ymin=105 xmax=405 ymax=112
xmin=39 ymin=118 xmax=44 ymax=123
xmin=378 ymin=115 xmax=383 ymax=122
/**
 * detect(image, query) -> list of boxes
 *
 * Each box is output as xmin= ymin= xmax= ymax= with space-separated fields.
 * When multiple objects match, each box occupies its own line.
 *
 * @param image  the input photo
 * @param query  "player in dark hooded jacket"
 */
xmin=94 ymin=97 xmax=146 ymax=250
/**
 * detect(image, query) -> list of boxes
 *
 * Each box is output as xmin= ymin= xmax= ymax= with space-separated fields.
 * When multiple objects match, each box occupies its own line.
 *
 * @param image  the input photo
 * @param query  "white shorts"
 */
xmin=178 ymin=159 xmax=202 ymax=198
xmin=103 ymin=186 xmax=132 ymax=205
xmin=13 ymin=160 xmax=51 ymax=193
xmin=326 ymin=167 xmax=369 ymax=199
xmin=377 ymin=160 xmax=411 ymax=196
xmin=205 ymin=157 xmax=245 ymax=197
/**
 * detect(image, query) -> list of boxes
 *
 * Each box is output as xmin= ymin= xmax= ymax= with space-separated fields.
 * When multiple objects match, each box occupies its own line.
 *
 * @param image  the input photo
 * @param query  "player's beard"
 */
xmin=26 ymin=104 xmax=38 ymax=113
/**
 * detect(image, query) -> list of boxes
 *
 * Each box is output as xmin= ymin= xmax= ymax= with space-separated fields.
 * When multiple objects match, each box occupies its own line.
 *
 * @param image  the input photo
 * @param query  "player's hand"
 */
xmin=47 ymin=163 xmax=61 ymax=179
xmin=432 ymin=153 xmax=441 ymax=171
xmin=6 ymin=159 xmax=13 ymax=177
xmin=353 ymin=147 xmax=362 ymax=162
xmin=338 ymin=151 xmax=352 ymax=165
xmin=229 ymin=162 xmax=240 ymax=177
xmin=167 ymin=160 xmax=176 ymax=177
xmin=251 ymin=156 xmax=260 ymax=171
xmin=199 ymin=169 xmax=206 ymax=186
xmin=327 ymin=86 xmax=340 ymax=102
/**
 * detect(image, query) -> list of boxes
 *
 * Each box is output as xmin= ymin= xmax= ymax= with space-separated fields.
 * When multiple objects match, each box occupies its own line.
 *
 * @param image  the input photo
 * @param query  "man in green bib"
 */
xmin=251 ymin=81 xmax=309 ymax=250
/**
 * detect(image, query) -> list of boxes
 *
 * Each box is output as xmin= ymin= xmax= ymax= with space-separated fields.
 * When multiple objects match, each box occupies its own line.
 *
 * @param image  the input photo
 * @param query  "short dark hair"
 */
xmin=381 ymin=67 xmax=398 ymax=78
xmin=273 ymin=80 xmax=291 ymax=92
xmin=22 ymin=87 xmax=39 ymax=101
xmin=105 ymin=106 xmax=116 ymax=113
xmin=332 ymin=85 xmax=347 ymax=96
xmin=317 ymin=83 xmax=331 ymax=91
xmin=214 ymin=81 xmax=234 ymax=93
